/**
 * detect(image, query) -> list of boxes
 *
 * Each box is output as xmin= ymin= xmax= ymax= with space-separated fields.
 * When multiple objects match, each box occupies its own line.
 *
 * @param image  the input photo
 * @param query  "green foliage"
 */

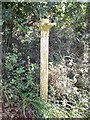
xmin=2 ymin=2 xmax=90 ymax=119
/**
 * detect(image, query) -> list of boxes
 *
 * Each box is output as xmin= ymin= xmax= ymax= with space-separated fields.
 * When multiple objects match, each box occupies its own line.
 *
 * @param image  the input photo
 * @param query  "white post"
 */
xmin=40 ymin=19 xmax=56 ymax=101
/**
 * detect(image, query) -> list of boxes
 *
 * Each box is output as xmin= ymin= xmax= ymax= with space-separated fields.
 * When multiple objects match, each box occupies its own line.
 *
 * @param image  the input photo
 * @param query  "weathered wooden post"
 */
xmin=40 ymin=19 xmax=56 ymax=101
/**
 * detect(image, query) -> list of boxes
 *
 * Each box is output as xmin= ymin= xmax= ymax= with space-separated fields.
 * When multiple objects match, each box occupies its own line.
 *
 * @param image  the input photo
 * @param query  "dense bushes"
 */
xmin=2 ymin=2 xmax=90 ymax=119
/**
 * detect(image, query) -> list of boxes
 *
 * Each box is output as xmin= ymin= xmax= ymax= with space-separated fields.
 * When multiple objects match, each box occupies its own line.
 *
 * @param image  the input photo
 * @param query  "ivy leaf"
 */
xmin=16 ymin=67 xmax=25 ymax=74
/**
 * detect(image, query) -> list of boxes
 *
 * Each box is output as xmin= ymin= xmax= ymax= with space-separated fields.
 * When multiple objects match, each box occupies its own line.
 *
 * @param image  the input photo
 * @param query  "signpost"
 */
xmin=40 ymin=19 xmax=56 ymax=101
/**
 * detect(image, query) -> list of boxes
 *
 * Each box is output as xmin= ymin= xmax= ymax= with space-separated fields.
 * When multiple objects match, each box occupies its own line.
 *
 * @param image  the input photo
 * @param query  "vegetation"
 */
xmin=1 ymin=2 xmax=90 ymax=119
